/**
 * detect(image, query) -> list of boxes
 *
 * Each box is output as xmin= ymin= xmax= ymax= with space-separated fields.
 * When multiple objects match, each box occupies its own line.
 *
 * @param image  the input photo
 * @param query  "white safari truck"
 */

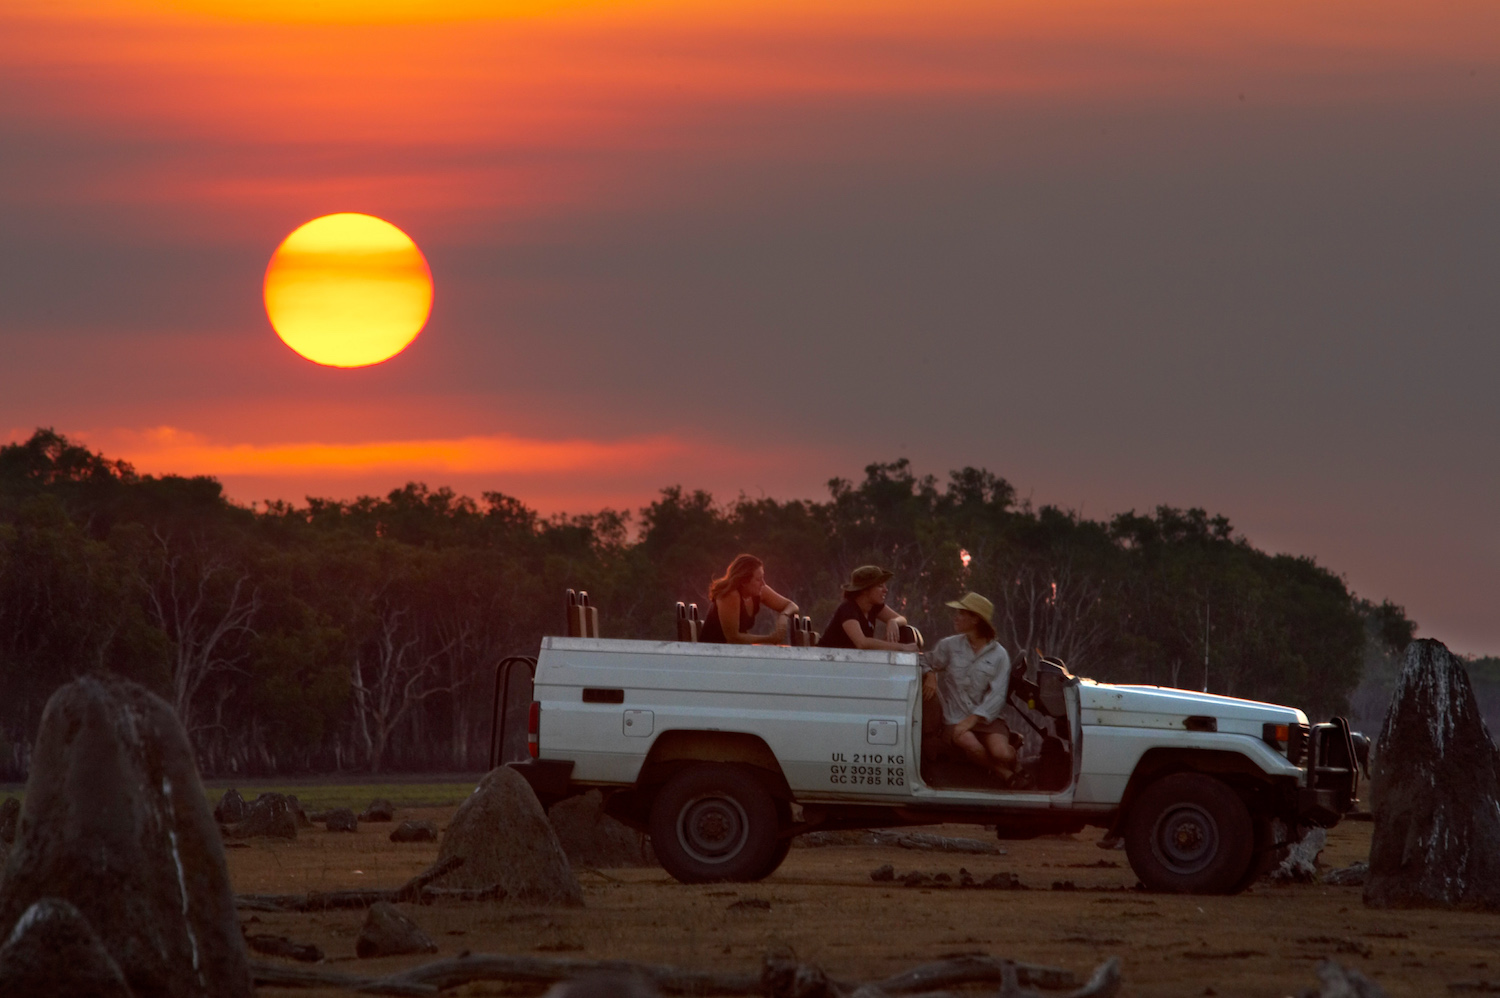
xmin=502 ymin=637 xmax=1360 ymax=894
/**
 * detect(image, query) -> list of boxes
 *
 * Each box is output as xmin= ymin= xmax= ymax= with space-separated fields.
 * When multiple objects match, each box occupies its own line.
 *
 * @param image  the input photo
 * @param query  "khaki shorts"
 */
xmin=953 ymin=717 xmax=1011 ymax=739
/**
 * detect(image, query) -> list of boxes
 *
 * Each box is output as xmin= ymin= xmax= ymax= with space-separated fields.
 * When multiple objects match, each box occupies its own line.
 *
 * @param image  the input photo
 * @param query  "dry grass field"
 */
xmin=231 ymin=804 xmax=1500 ymax=998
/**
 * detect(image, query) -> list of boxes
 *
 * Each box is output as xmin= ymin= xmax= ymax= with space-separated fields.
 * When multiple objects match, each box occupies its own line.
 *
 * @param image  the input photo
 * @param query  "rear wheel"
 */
xmin=649 ymin=765 xmax=781 ymax=883
xmin=748 ymin=836 xmax=793 ymax=881
xmin=1124 ymin=773 xmax=1254 ymax=894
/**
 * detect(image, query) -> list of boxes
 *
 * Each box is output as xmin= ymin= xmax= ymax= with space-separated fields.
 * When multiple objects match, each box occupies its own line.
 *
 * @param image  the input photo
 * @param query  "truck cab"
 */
xmin=509 ymin=636 xmax=1359 ymax=894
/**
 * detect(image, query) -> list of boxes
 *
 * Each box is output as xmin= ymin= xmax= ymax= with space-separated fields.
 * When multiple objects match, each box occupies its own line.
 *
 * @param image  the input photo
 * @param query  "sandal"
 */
xmin=1002 ymin=769 xmax=1036 ymax=791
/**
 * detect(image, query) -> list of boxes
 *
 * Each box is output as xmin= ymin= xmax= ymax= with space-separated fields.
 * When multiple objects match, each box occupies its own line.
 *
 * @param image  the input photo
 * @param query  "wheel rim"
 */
xmin=1151 ymin=802 xmax=1220 ymax=875
xmin=676 ymin=793 xmax=750 ymax=865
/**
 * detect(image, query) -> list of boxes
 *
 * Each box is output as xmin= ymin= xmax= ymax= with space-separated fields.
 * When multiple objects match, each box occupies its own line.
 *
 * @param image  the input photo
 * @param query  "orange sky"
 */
xmin=7 ymin=0 xmax=1495 ymax=233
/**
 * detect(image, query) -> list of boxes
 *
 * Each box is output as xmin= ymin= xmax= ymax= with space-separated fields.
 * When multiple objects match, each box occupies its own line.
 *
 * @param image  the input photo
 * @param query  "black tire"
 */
xmin=748 ymin=836 xmax=793 ymax=881
xmin=1229 ymin=816 xmax=1287 ymax=893
xmin=1124 ymin=773 xmax=1255 ymax=894
xmin=648 ymin=765 xmax=781 ymax=884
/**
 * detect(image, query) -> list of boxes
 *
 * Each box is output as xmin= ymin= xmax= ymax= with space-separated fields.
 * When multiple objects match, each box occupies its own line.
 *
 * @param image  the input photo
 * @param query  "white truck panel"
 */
xmin=536 ymin=636 xmax=918 ymax=800
xmin=1074 ymin=727 xmax=1305 ymax=805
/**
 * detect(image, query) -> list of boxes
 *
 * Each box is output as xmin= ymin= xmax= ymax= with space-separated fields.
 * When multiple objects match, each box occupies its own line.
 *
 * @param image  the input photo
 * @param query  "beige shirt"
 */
xmin=923 ymin=633 xmax=1012 ymax=725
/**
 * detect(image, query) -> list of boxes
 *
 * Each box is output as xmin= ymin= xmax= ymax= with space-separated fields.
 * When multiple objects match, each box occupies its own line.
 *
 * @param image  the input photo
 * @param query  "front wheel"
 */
xmin=1124 ymin=773 xmax=1254 ymax=894
xmin=649 ymin=765 xmax=782 ymax=883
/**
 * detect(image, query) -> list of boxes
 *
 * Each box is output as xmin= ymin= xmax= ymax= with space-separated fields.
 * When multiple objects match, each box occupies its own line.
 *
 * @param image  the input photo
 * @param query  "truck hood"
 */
xmin=1079 ymin=680 xmax=1306 ymax=732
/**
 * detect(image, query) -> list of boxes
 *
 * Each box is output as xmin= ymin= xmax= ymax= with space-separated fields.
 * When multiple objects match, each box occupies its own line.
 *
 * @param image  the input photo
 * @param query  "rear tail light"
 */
xmin=528 ymin=701 xmax=540 ymax=759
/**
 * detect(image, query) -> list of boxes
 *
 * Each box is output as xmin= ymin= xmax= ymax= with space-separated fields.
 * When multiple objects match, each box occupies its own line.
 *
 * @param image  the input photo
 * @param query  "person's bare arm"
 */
xmin=841 ymin=619 xmax=916 ymax=652
xmin=759 ymin=585 xmax=799 ymax=617
xmin=720 ymin=593 xmax=788 ymax=645
xmin=874 ymin=604 xmax=908 ymax=641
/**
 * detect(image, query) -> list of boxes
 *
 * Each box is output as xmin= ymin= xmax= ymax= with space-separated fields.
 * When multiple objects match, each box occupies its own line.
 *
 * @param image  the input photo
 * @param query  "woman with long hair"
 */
xmin=698 ymin=554 xmax=799 ymax=645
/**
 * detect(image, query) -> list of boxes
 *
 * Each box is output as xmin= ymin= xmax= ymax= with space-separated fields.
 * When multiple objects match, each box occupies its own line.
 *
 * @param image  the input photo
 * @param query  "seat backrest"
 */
xmin=1035 ymin=657 xmax=1073 ymax=717
xmin=675 ymin=601 xmax=701 ymax=642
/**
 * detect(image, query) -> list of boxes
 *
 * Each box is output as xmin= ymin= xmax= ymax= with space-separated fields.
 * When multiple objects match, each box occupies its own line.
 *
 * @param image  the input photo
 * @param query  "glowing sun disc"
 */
xmin=264 ymin=213 xmax=433 ymax=368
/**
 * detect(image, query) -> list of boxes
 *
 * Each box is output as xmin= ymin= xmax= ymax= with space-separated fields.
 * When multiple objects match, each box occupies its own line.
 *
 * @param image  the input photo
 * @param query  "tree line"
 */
xmin=0 ymin=429 xmax=1415 ymax=779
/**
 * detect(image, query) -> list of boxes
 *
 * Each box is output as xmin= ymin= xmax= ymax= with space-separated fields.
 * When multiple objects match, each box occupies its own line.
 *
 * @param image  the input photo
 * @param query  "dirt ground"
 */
xmin=231 ymin=807 xmax=1500 ymax=998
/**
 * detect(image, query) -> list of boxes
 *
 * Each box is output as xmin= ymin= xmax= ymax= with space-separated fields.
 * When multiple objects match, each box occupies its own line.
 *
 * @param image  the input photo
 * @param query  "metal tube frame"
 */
xmin=488 ymin=654 xmax=538 ymax=770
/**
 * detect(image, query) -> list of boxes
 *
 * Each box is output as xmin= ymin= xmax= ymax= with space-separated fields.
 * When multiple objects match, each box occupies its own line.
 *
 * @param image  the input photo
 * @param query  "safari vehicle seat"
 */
xmin=1009 ymin=656 xmax=1072 ymax=728
xmin=1007 ymin=655 xmax=1076 ymax=791
xmin=675 ymin=602 xmax=702 ymax=642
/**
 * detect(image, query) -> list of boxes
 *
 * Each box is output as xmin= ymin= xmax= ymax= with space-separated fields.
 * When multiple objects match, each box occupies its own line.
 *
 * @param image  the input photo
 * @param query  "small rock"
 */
xmin=1051 ymin=880 xmax=1077 ymax=891
xmin=1325 ymin=862 xmax=1369 ymax=887
xmin=932 ymin=872 xmax=952 ymax=883
xmin=390 ymin=820 xmax=439 ymax=843
xmin=0 ymin=898 xmax=134 ymax=998
xmin=359 ymin=799 xmax=395 ymax=823
xmin=325 ymin=808 xmax=358 ymax=833
xmin=958 ymin=868 xmax=975 ymax=888
xmin=869 ymin=864 xmax=894 ymax=882
xmin=245 ymin=933 xmax=323 ymax=963
xmin=899 ymin=871 xmax=930 ymax=887
xmin=355 ymin=902 xmax=437 ymax=958
xmin=727 ymin=898 xmax=771 ymax=912
xmin=284 ymin=796 xmax=312 ymax=829
xmin=213 ymin=789 xmax=247 ymax=825
xmin=980 ymin=871 xmax=1024 ymax=890
xmin=226 ymin=793 xmax=298 ymax=840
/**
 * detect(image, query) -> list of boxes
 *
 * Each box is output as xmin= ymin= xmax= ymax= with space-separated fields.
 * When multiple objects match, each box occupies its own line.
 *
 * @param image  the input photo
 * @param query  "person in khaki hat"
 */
xmin=817 ymin=565 xmax=919 ymax=652
xmin=922 ymin=591 xmax=1020 ymax=785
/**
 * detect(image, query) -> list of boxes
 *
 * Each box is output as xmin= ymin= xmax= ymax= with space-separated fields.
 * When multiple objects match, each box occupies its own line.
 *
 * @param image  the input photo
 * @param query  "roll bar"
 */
xmin=488 ymin=654 xmax=537 ymax=770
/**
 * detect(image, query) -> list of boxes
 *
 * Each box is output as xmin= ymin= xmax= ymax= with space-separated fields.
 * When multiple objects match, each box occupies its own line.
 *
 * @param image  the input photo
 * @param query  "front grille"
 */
xmin=1287 ymin=723 xmax=1310 ymax=767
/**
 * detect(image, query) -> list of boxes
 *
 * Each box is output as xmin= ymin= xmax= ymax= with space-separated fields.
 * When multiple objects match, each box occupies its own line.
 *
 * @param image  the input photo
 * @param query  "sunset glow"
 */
xmin=111 ymin=427 xmax=687 ymax=476
xmin=263 ymin=213 xmax=433 ymax=368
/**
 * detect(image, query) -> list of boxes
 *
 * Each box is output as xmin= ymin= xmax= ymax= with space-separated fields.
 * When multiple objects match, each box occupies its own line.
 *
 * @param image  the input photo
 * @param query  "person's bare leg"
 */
xmin=951 ymin=730 xmax=992 ymax=770
xmin=981 ymin=732 xmax=1018 ymax=781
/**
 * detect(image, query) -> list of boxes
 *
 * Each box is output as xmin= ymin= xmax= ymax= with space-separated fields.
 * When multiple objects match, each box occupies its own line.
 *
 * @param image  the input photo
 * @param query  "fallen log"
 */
xmin=866 ymin=830 xmax=1004 ymax=855
xmin=250 ymin=949 xmax=1115 ymax=997
xmin=850 ymin=957 xmax=1118 ymax=998
xmin=388 ymin=954 xmax=762 ymax=994
xmin=250 ymin=961 xmax=437 ymax=996
xmin=235 ymin=858 xmax=492 ymax=912
xmin=864 ymin=953 xmax=1078 ymax=992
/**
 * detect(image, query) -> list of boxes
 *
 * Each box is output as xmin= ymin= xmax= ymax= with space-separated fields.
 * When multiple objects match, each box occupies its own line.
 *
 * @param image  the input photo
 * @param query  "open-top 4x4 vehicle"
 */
xmin=501 ymin=635 xmax=1359 ymax=894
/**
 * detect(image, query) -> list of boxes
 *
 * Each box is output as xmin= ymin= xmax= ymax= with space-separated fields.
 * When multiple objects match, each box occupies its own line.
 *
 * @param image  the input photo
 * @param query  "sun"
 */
xmin=263 ymin=213 xmax=433 ymax=368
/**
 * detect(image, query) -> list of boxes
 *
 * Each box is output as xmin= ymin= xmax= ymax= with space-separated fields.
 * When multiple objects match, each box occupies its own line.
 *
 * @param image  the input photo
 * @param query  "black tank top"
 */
xmin=699 ymin=594 xmax=760 ymax=643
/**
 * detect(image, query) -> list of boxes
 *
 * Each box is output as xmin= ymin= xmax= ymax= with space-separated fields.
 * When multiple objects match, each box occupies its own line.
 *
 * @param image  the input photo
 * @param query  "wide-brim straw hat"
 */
xmin=843 ymin=565 xmax=895 ymax=593
xmin=945 ymin=591 xmax=995 ymax=626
